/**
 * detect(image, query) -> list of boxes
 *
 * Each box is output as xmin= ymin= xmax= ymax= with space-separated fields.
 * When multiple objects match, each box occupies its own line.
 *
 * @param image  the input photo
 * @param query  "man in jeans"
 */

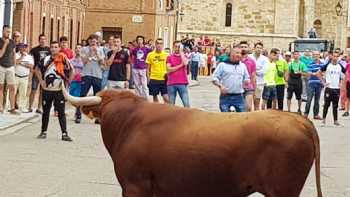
xmin=304 ymin=51 xmax=323 ymax=120
xmin=212 ymin=47 xmax=250 ymax=112
xmin=317 ymin=52 xmax=346 ymax=126
xmin=0 ymin=25 xmax=18 ymax=114
xmin=166 ymin=41 xmax=190 ymax=107
xmin=79 ymin=34 xmax=105 ymax=123
xmin=80 ymin=34 xmax=105 ymax=96
xmin=106 ymin=36 xmax=130 ymax=89
xmin=190 ymin=46 xmax=202 ymax=81
xmin=132 ymin=36 xmax=151 ymax=98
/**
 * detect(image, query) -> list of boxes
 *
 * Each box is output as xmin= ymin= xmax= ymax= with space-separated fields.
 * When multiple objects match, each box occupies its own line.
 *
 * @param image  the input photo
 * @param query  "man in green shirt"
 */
xmin=287 ymin=51 xmax=307 ymax=113
xmin=261 ymin=48 xmax=279 ymax=110
xmin=274 ymin=52 xmax=289 ymax=111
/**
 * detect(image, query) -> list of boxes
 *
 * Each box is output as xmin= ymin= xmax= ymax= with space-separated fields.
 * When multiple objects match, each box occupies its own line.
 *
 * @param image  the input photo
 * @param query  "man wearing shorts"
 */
xmin=261 ymin=48 xmax=278 ymax=110
xmin=146 ymin=38 xmax=169 ymax=103
xmin=0 ymin=25 xmax=18 ymax=114
xmin=287 ymin=51 xmax=306 ymax=113
xmin=240 ymin=41 xmax=256 ymax=112
xmin=249 ymin=42 xmax=268 ymax=110
xmin=29 ymin=34 xmax=50 ymax=113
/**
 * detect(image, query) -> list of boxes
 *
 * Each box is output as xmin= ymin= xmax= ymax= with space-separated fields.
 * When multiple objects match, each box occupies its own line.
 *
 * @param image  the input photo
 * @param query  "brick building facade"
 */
xmin=84 ymin=0 xmax=177 ymax=48
xmin=10 ymin=0 xmax=85 ymax=48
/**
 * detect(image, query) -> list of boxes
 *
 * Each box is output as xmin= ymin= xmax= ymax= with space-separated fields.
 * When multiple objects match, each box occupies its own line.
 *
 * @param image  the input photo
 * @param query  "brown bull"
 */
xmin=63 ymin=88 xmax=322 ymax=197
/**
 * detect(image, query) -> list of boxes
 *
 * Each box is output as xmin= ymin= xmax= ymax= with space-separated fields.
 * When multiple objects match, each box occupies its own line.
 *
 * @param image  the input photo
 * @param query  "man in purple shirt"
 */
xmin=132 ymin=36 xmax=151 ymax=99
xmin=240 ymin=41 xmax=256 ymax=112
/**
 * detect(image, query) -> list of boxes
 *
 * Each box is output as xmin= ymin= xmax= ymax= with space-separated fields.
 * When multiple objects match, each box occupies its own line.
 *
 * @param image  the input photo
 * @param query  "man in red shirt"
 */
xmin=59 ymin=36 xmax=74 ymax=60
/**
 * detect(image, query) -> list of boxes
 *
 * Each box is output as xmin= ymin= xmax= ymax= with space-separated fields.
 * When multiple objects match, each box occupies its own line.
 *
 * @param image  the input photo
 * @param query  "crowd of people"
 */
xmin=1 ymin=24 xmax=350 ymax=141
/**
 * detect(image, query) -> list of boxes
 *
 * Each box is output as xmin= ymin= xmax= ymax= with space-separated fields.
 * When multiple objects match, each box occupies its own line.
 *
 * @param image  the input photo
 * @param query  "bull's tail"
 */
xmin=311 ymin=122 xmax=322 ymax=197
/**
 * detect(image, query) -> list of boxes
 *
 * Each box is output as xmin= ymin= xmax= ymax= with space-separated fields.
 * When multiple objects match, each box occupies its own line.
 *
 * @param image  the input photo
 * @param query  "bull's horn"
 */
xmin=61 ymin=83 xmax=102 ymax=106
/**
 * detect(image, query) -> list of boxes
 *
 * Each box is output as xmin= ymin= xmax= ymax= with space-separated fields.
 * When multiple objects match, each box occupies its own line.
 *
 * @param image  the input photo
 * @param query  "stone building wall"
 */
xmin=178 ymin=0 xmax=300 ymax=50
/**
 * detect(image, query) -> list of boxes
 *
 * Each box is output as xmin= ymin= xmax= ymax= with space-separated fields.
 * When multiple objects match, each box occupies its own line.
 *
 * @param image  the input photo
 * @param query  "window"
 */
xmin=225 ymin=3 xmax=232 ymax=27
xmin=50 ymin=17 xmax=54 ymax=42
xmin=159 ymin=0 xmax=163 ymax=10
xmin=42 ymin=16 xmax=46 ymax=35
xmin=57 ymin=19 xmax=60 ymax=40
xmin=70 ymin=19 xmax=73 ymax=48
xmin=166 ymin=0 xmax=174 ymax=10
xmin=77 ymin=21 xmax=80 ymax=44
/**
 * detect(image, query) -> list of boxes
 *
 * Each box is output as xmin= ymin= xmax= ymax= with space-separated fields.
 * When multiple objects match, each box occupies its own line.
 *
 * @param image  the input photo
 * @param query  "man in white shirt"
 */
xmin=249 ymin=42 xmax=269 ymax=110
xmin=317 ymin=51 xmax=346 ymax=126
xmin=15 ymin=43 xmax=33 ymax=112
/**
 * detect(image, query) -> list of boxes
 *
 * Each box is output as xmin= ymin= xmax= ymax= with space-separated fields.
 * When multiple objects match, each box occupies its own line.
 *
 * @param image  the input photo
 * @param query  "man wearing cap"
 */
xmin=15 ymin=43 xmax=34 ymax=112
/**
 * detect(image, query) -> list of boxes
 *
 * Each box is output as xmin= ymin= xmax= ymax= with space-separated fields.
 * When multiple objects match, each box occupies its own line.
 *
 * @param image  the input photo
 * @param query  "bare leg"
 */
xmin=246 ymin=94 xmax=253 ymax=112
xmin=254 ymin=98 xmax=261 ymax=111
xmin=287 ymin=99 xmax=292 ymax=112
xmin=8 ymin=84 xmax=16 ymax=110
xmin=162 ymin=94 xmax=169 ymax=104
xmin=153 ymin=95 xmax=159 ymax=103
xmin=0 ymin=85 xmax=3 ymax=112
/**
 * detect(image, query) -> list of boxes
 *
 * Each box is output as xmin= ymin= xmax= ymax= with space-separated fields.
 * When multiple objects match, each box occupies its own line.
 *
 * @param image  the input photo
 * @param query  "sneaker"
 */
xmin=75 ymin=118 xmax=81 ymax=124
xmin=35 ymin=109 xmax=42 ymax=114
xmin=334 ymin=121 xmax=341 ymax=126
xmin=340 ymin=107 xmax=346 ymax=111
xmin=37 ymin=132 xmax=47 ymax=139
xmin=28 ymin=108 xmax=33 ymax=113
xmin=342 ymin=112 xmax=349 ymax=117
xmin=314 ymin=115 xmax=323 ymax=120
xmin=297 ymin=109 xmax=302 ymax=115
xmin=62 ymin=133 xmax=73 ymax=142
xmin=94 ymin=119 xmax=100 ymax=124
xmin=8 ymin=109 xmax=20 ymax=115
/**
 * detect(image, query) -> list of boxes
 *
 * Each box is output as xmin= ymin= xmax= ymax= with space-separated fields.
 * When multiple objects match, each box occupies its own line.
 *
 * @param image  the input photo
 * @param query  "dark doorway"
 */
xmin=102 ymin=27 xmax=122 ymax=42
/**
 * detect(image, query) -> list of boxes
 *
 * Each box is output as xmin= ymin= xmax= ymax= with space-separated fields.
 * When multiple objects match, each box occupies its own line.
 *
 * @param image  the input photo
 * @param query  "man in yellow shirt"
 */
xmin=146 ymin=38 xmax=169 ymax=103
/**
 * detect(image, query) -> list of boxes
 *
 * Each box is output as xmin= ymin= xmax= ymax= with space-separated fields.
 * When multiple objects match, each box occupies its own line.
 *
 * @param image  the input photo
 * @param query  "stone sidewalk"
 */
xmin=0 ymin=112 xmax=39 ymax=136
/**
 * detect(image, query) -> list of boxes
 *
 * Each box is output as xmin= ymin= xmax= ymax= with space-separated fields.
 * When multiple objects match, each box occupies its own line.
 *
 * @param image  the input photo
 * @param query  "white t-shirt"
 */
xmin=249 ymin=53 xmax=269 ymax=85
xmin=15 ymin=53 xmax=34 ymax=77
xmin=321 ymin=63 xmax=346 ymax=89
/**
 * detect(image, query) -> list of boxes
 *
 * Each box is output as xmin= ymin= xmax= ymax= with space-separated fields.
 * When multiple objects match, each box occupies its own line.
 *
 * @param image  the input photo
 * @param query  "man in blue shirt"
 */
xmin=212 ymin=46 xmax=250 ymax=112
xmin=304 ymin=51 xmax=323 ymax=120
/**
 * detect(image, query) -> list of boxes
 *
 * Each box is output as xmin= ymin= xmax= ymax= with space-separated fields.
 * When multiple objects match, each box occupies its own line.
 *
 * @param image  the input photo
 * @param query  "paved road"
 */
xmin=0 ymin=77 xmax=349 ymax=197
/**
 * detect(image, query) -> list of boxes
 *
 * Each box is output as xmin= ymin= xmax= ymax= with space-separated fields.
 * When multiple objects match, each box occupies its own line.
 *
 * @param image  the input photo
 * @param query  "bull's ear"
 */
xmin=82 ymin=105 xmax=101 ymax=119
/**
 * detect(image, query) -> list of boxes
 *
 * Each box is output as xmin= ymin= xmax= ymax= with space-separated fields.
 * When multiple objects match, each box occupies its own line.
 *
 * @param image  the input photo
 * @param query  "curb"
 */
xmin=0 ymin=114 xmax=40 ymax=131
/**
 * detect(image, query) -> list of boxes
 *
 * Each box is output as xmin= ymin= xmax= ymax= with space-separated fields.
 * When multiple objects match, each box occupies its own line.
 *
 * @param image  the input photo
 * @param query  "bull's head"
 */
xmin=62 ymin=84 xmax=143 ymax=119
xmin=62 ymin=84 xmax=103 ymax=119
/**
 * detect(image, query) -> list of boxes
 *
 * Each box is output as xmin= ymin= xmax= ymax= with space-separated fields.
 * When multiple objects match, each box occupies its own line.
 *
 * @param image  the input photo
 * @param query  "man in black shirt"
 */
xmin=0 ymin=25 xmax=18 ymax=114
xmin=29 ymin=34 xmax=50 ymax=113
xmin=106 ymin=36 xmax=130 ymax=89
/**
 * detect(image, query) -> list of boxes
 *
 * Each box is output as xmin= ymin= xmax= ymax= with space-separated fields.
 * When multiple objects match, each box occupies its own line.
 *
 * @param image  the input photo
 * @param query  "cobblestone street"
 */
xmin=0 ymin=77 xmax=350 ymax=197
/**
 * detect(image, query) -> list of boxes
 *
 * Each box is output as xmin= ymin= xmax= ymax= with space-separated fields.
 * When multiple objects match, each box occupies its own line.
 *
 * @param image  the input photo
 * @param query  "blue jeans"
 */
xmin=190 ymin=61 xmax=199 ymax=80
xmin=167 ymin=85 xmax=190 ymax=107
xmin=304 ymin=83 xmax=322 ymax=116
xmin=101 ymin=69 xmax=109 ymax=90
xmin=219 ymin=94 xmax=246 ymax=112
xmin=81 ymin=76 xmax=102 ymax=97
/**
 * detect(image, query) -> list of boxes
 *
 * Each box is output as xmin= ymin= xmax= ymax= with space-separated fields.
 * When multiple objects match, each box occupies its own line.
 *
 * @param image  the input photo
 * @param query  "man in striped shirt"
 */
xmin=304 ymin=51 xmax=323 ymax=120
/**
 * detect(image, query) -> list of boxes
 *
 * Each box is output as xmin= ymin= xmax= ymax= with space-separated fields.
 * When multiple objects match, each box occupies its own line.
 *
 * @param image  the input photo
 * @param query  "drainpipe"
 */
xmin=4 ymin=0 xmax=13 ymax=26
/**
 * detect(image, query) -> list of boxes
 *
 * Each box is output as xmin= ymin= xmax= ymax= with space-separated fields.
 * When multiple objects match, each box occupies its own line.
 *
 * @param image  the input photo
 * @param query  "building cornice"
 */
xmin=178 ymin=30 xmax=298 ymax=39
